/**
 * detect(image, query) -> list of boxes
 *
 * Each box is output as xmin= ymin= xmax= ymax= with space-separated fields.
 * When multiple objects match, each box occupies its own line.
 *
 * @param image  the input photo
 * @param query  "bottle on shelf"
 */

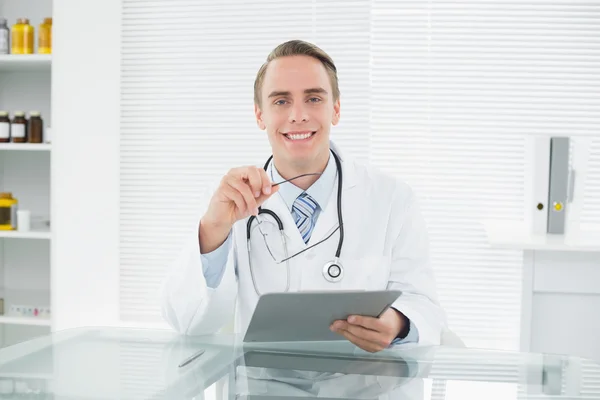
xmin=0 ymin=18 xmax=8 ymax=54
xmin=11 ymin=18 xmax=34 ymax=54
xmin=0 ymin=192 xmax=17 ymax=231
xmin=38 ymin=18 xmax=52 ymax=54
xmin=16 ymin=209 xmax=30 ymax=232
xmin=0 ymin=111 xmax=9 ymax=143
xmin=28 ymin=111 xmax=43 ymax=143
xmin=10 ymin=111 xmax=27 ymax=143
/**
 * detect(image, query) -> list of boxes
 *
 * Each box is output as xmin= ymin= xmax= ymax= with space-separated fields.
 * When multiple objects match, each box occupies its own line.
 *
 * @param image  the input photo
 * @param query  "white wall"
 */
xmin=51 ymin=0 xmax=121 ymax=331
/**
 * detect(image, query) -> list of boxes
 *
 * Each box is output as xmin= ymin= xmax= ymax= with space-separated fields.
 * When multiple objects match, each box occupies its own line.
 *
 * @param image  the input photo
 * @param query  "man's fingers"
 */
xmin=229 ymin=166 xmax=271 ymax=197
xmin=246 ymin=167 xmax=264 ymax=198
xmin=343 ymin=323 xmax=390 ymax=348
xmin=334 ymin=328 xmax=384 ymax=353
xmin=258 ymin=168 xmax=273 ymax=196
xmin=348 ymin=315 xmax=384 ymax=332
xmin=220 ymin=184 xmax=247 ymax=215
xmin=225 ymin=178 xmax=258 ymax=215
xmin=332 ymin=320 xmax=390 ymax=348
xmin=256 ymin=184 xmax=279 ymax=206
xmin=256 ymin=168 xmax=277 ymax=206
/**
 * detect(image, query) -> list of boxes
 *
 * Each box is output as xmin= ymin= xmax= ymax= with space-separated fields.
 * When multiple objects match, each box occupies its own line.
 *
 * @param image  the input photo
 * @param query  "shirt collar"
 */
xmin=270 ymin=150 xmax=337 ymax=212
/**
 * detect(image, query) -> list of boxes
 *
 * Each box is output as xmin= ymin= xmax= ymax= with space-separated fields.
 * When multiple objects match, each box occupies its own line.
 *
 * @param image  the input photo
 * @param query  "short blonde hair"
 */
xmin=253 ymin=39 xmax=340 ymax=107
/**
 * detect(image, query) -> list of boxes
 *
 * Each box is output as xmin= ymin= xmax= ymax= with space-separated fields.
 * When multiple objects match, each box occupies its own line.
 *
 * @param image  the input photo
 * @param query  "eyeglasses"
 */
xmin=254 ymin=213 xmax=341 ymax=264
xmin=270 ymin=172 xmax=322 ymax=187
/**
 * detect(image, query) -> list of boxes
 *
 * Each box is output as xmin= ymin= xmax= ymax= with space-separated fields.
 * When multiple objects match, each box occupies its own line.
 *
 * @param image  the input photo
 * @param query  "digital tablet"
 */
xmin=243 ymin=290 xmax=402 ymax=343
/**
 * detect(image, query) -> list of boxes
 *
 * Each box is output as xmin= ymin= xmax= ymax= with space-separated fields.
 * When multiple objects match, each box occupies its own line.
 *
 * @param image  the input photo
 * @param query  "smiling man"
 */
xmin=161 ymin=39 xmax=447 ymax=352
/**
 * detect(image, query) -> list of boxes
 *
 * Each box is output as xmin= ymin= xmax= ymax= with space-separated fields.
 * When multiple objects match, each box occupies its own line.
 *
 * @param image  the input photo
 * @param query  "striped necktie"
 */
xmin=292 ymin=192 xmax=319 ymax=244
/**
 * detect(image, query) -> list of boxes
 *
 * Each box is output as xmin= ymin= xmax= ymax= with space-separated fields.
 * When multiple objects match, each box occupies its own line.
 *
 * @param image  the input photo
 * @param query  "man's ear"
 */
xmin=255 ymin=103 xmax=266 ymax=130
xmin=332 ymin=98 xmax=341 ymax=126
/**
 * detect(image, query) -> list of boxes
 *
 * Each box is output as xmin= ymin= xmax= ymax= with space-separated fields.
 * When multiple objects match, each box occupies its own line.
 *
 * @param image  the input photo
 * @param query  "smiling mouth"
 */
xmin=282 ymin=131 xmax=317 ymax=141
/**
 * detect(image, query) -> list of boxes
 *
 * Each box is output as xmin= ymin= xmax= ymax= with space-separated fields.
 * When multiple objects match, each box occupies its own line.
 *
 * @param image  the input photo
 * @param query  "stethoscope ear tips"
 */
xmin=323 ymin=259 xmax=343 ymax=283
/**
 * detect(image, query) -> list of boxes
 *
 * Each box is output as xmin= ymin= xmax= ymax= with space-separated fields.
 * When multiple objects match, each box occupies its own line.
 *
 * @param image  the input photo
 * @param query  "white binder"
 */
xmin=547 ymin=137 xmax=571 ymax=234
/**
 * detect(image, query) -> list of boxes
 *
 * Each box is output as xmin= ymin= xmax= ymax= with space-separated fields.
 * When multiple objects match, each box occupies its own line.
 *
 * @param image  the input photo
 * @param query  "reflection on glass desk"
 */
xmin=0 ymin=327 xmax=596 ymax=399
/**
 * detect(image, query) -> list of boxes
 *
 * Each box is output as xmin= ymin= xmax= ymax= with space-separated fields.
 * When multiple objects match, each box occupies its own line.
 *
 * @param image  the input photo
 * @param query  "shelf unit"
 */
xmin=0 ymin=230 xmax=50 ymax=240
xmin=0 ymin=54 xmax=51 ymax=72
xmin=0 ymin=0 xmax=54 ymax=349
xmin=0 ymin=143 xmax=50 ymax=151
xmin=0 ymin=316 xmax=50 ymax=327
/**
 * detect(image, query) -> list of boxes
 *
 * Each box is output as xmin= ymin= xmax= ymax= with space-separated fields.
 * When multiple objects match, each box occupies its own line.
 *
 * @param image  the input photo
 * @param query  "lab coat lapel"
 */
xmin=307 ymin=153 xmax=358 ymax=247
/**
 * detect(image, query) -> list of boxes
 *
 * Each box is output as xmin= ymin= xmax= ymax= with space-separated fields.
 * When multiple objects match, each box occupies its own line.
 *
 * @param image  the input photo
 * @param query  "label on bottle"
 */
xmin=0 ymin=123 xmax=8 ymax=139
xmin=11 ymin=124 xmax=24 ymax=139
xmin=0 ymin=30 xmax=8 ymax=54
xmin=0 ymin=207 xmax=9 ymax=225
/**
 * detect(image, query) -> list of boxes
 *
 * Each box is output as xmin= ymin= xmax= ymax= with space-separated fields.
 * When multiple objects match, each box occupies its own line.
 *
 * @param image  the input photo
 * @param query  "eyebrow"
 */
xmin=267 ymin=87 xmax=328 ymax=98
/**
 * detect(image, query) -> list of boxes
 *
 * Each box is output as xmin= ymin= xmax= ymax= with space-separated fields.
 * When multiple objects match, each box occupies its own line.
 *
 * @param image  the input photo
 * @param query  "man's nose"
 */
xmin=288 ymin=103 xmax=309 ymax=123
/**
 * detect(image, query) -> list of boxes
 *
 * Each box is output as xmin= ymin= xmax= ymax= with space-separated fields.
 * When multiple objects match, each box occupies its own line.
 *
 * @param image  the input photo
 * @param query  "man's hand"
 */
xmin=330 ymin=308 xmax=408 ymax=353
xmin=199 ymin=166 xmax=279 ymax=254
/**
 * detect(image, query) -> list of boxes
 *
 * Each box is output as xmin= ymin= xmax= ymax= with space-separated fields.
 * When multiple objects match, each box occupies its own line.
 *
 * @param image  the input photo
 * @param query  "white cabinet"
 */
xmin=0 ymin=0 xmax=52 ymax=347
xmin=485 ymin=220 xmax=600 ymax=361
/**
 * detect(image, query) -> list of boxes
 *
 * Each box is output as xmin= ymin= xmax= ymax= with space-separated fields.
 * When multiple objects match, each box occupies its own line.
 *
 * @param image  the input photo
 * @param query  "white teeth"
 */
xmin=287 ymin=132 xmax=313 ymax=140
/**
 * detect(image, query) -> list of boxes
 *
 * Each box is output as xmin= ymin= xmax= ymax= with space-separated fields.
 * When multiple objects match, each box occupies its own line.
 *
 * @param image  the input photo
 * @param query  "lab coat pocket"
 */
xmin=339 ymin=255 xmax=391 ymax=291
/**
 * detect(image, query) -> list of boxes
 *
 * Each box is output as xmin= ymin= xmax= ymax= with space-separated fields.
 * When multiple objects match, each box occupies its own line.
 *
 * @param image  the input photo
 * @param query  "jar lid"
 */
xmin=17 ymin=18 xmax=29 ymax=25
xmin=0 ymin=192 xmax=13 ymax=199
xmin=13 ymin=111 xmax=24 ymax=117
xmin=43 ymin=18 xmax=52 ymax=24
xmin=29 ymin=111 xmax=40 ymax=117
xmin=0 ymin=111 xmax=8 ymax=117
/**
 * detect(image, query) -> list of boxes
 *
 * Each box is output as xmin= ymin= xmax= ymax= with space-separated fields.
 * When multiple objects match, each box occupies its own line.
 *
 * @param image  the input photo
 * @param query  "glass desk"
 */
xmin=0 ymin=327 xmax=596 ymax=399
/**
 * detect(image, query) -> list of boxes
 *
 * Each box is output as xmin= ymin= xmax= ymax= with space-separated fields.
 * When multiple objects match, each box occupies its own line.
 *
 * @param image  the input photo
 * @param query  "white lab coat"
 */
xmin=161 ymin=142 xmax=447 ymax=345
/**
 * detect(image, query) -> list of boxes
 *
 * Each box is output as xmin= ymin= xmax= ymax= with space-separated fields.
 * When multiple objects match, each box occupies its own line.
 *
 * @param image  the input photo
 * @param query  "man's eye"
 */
xmin=308 ymin=97 xmax=321 ymax=103
xmin=274 ymin=99 xmax=287 ymax=105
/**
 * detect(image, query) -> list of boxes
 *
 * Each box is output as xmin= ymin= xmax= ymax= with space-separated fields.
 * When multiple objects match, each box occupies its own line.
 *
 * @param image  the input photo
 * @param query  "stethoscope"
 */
xmin=246 ymin=149 xmax=345 ymax=296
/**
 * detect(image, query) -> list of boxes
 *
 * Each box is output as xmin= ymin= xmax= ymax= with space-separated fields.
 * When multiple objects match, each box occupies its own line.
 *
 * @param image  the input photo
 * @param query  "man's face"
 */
xmin=255 ymin=55 xmax=340 ymax=171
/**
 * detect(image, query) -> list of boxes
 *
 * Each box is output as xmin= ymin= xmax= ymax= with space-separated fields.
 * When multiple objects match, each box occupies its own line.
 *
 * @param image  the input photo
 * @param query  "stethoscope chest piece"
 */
xmin=323 ymin=258 xmax=344 ymax=283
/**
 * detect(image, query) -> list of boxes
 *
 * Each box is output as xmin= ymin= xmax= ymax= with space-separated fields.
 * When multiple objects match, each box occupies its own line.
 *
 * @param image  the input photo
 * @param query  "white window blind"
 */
xmin=581 ymin=139 xmax=600 ymax=230
xmin=581 ymin=360 xmax=600 ymax=399
xmin=120 ymin=0 xmax=600 ymax=357
xmin=370 ymin=0 xmax=600 ymax=351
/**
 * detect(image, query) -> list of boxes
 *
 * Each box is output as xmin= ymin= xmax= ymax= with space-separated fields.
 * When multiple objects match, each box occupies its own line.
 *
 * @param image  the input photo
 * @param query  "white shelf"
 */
xmin=0 ymin=143 xmax=50 ymax=151
xmin=0 ymin=315 xmax=50 ymax=327
xmin=0 ymin=289 xmax=51 ymax=327
xmin=484 ymin=219 xmax=600 ymax=252
xmin=0 ymin=230 xmax=50 ymax=240
xmin=0 ymin=54 xmax=51 ymax=72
